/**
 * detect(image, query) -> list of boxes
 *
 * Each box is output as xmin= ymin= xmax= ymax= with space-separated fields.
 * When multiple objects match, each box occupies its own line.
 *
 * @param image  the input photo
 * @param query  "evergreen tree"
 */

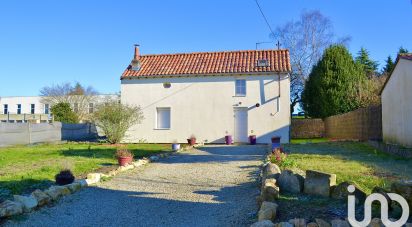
xmin=398 ymin=46 xmax=409 ymax=54
xmin=382 ymin=55 xmax=395 ymax=74
xmin=302 ymin=45 xmax=366 ymax=118
xmin=355 ymin=47 xmax=378 ymax=77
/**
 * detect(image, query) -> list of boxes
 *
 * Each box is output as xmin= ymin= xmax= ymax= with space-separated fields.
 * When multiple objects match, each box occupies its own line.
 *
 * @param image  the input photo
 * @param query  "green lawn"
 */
xmin=290 ymin=138 xmax=330 ymax=144
xmin=283 ymin=142 xmax=412 ymax=194
xmin=0 ymin=142 xmax=172 ymax=197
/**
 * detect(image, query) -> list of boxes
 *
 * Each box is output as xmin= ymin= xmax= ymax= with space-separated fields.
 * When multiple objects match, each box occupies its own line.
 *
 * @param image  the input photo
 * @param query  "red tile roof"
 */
xmin=399 ymin=53 xmax=412 ymax=61
xmin=121 ymin=49 xmax=291 ymax=79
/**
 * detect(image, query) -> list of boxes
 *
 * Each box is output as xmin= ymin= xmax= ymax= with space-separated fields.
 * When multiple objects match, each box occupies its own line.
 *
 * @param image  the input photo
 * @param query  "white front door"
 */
xmin=234 ymin=108 xmax=248 ymax=143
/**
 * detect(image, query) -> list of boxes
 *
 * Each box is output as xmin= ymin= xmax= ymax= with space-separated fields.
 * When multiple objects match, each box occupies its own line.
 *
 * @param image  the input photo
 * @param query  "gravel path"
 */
xmin=6 ymin=145 xmax=267 ymax=227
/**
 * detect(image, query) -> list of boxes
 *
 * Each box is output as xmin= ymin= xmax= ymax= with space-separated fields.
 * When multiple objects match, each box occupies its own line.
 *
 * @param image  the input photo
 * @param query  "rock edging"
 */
xmin=0 ymin=150 xmax=179 ymax=220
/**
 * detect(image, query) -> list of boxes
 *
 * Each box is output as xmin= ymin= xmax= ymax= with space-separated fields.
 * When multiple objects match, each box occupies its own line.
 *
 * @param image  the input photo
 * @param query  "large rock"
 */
xmin=304 ymin=170 xmax=336 ymax=197
xmin=261 ymin=178 xmax=280 ymax=202
xmin=0 ymin=200 xmax=23 ymax=218
xmin=331 ymin=219 xmax=350 ymax=227
xmin=262 ymin=163 xmax=281 ymax=181
xmin=258 ymin=201 xmax=278 ymax=221
xmin=65 ymin=182 xmax=82 ymax=193
xmin=331 ymin=182 xmax=366 ymax=204
xmin=118 ymin=164 xmax=135 ymax=172
xmin=31 ymin=189 xmax=51 ymax=206
xmin=251 ymin=220 xmax=275 ymax=227
xmin=44 ymin=186 xmax=71 ymax=201
xmin=76 ymin=179 xmax=88 ymax=188
xmin=13 ymin=195 xmax=38 ymax=212
xmin=288 ymin=218 xmax=306 ymax=227
xmin=275 ymin=222 xmax=293 ymax=227
xmin=277 ymin=170 xmax=304 ymax=193
xmin=315 ymin=218 xmax=331 ymax=227
xmin=86 ymin=173 xmax=101 ymax=184
xmin=391 ymin=180 xmax=412 ymax=209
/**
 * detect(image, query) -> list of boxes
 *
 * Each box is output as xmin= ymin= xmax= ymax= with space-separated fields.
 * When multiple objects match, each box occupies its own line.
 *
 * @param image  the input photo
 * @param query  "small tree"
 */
xmin=92 ymin=101 xmax=143 ymax=144
xmin=302 ymin=45 xmax=366 ymax=118
xmin=51 ymin=103 xmax=79 ymax=123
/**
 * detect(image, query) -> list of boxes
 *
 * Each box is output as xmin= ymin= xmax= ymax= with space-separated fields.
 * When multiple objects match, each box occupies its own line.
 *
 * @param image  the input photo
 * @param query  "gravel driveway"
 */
xmin=6 ymin=145 xmax=267 ymax=227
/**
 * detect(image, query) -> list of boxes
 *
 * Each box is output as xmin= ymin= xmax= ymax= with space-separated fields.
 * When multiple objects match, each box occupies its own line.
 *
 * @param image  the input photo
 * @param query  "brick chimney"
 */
xmin=131 ymin=44 xmax=141 ymax=71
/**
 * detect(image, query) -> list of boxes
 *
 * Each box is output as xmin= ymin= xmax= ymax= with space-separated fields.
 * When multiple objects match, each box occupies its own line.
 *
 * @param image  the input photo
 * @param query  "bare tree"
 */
xmin=272 ymin=10 xmax=350 ymax=114
xmin=40 ymin=82 xmax=99 ymax=121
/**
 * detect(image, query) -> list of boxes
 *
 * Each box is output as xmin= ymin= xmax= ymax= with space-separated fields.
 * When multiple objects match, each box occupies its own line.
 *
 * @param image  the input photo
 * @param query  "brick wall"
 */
xmin=291 ymin=118 xmax=325 ymax=139
xmin=291 ymin=105 xmax=382 ymax=141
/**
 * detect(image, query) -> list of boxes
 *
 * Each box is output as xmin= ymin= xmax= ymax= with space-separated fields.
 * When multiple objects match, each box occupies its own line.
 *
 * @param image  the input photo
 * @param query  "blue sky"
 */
xmin=0 ymin=0 xmax=411 ymax=96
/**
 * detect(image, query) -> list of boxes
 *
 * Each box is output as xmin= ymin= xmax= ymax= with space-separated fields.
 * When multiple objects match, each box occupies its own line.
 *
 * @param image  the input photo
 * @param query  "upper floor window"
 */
xmin=17 ymin=104 xmax=21 ymax=114
xmin=44 ymin=104 xmax=50 ymax=114
xmin=235 ymin=79 xmax=246 ymax=96
xmin=3 ymin=104 xmax=8 ymax=114
xmin=31 ymin=104 xmax=35 ymax=114
xmin=89 ymin=103 xmax=94 ymax=114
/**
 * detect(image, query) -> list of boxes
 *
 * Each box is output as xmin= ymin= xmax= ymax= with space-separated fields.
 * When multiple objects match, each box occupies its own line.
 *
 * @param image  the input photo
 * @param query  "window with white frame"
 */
xmin=235 ymin=79 xmax=246 ymax=96
xmin=44 ymin=104 xmax=50 ymax=114
xmin=17 ymin=104 xmax=21 ymax=114
xmin=88 ymin=103 xmax=94 ymax=114
xmin=73 ymin=103 xmax=79 ymax=113
xmin=30 ymin=104 xmax=35 ymax=114
xmin=156 ymin=107 xmax=171 ymax=129
xmin=3 ymin=104 xmax=8 ymax=114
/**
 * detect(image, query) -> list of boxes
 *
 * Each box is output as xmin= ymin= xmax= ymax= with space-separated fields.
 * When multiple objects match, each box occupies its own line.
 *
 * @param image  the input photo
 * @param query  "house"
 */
xmin=381 ymin=53 xmax=412 ymax=148
xmin=121 ymin=45 xmax=291 ymax=144
xmin=0 ymin=94 xmax=119 ymax=123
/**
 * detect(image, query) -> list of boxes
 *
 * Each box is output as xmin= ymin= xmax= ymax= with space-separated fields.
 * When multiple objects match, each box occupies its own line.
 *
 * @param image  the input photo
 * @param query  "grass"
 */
xmin=283 ymin=142 xmax=412 ymax=194
xmin=0 ymin=142 xmax=172 ymax=197
xmin=290 ymin=138 xmax=330 ymax=144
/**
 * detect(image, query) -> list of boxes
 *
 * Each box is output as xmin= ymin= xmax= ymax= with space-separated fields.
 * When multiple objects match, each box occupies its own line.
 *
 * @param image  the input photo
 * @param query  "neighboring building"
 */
xmin=121 ymin=45 xmax=291 ymax=144
xmin=0 ymin=94 xmax=118 ymax=123
xmin=381 ymin=53 xmax=412 ymax=147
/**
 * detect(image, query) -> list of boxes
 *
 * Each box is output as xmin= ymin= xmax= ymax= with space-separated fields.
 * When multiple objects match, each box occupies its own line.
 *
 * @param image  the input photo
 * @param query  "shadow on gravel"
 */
xmin=155 ymin=145 xmax=268 ymax=164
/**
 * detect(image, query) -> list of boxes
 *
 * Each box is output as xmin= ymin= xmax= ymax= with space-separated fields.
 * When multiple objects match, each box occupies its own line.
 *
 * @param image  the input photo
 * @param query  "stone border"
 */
xmin=368 ymin=140 xmax=412 ymax=158
xmin=251 ymin=146 xmax=412 ymax=227
xmin=0 ymin=149 xmax=181 ymax=220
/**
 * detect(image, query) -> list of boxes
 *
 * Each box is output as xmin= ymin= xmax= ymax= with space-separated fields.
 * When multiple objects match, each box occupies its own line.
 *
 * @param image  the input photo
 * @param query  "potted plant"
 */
xmin=187 ymin=134 xmax=196 ymax=146
xmin=224 ymin=131 xmax=232 ymax=145
xmin=249 ymin=130 xmax=256 ymax=145
xmin=55 ymin=169 xmax=75 ymax=185
xmin=116 ymin=148 xmax=134 ymax=166
xmin=172 ymin=140 xmax=180 ymax=151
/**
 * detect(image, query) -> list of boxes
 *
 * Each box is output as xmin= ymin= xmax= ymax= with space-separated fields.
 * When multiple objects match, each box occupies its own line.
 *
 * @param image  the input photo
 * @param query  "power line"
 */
xmin=253 ymin=0 xmax=276 ymax=38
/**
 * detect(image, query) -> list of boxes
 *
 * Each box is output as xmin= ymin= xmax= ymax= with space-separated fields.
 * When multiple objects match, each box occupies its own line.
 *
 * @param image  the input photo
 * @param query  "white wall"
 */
xmin=121 ymin=74 xmax=290 ymax=144
xmin=382 ymin=59 xmax=412 ymax=147
xmin=0 ymin=94 xmax=119 ymax=115
xmin=0 ymin=96 xmax=46 ymax=114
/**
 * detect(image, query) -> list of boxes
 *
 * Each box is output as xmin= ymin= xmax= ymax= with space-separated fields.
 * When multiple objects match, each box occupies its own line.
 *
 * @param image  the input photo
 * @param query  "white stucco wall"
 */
xmin=121 ymin=74 xmax=290 ymax=144
xmin=382 ymin=59 xmax=412 ymax=148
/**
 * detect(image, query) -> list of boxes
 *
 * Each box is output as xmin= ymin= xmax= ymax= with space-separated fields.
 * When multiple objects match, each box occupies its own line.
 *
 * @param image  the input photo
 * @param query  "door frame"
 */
xmin=233 ymin=107 xmax=248 ymax=143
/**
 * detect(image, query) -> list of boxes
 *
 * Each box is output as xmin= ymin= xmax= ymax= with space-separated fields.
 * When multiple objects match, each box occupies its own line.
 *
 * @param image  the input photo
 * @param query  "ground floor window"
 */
xmin=156 ymin=107 xmax=171 ymax=129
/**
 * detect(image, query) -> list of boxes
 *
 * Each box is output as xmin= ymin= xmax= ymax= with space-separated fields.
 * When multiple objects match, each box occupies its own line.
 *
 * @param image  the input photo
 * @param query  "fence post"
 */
xmin=27 ymin=122 xmax=32 ymax=144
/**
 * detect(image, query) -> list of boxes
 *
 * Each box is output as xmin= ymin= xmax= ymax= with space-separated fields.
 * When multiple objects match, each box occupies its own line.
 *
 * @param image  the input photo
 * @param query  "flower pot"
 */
xmin=187 ymin=138 xmax=196 ymax=146
xmin=172 ymin=143 xmax=181 ymax=151
xmin=225 ymin=135 xmax=233 ymax=145
xmin=249 ymin=135 xmax=257 ymax=145
xmin=55 ymin=172 xmax=75 ymax=186
xmin=118 ymin=156 xmax=133 ymax=166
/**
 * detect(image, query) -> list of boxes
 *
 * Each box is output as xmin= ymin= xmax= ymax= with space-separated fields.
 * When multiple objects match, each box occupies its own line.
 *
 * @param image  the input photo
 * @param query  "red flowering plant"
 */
xmin=269 ymin=147 xmax=296 ymax=168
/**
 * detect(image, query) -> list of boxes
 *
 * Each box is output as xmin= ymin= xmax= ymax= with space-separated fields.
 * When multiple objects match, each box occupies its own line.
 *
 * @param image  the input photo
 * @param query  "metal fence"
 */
xmin=0 ymin=122 xmax=98 ymax=147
